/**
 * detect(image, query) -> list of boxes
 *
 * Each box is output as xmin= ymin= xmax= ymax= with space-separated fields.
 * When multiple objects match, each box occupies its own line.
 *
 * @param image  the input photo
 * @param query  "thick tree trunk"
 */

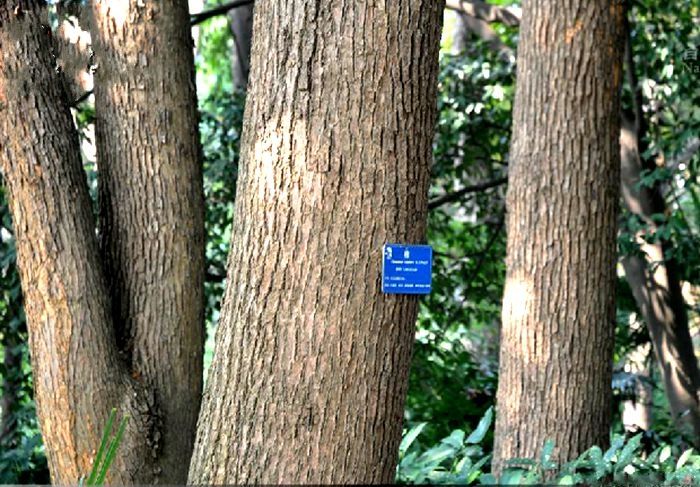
xmin=89 ymin=1 xmax=205 ymax=482
xmin=227 ymin=3 xmax=253 ymax=90
xmin=0 ymin=2 xmax=157 ymax=483
xmin=493 ymin=0 xmax=625 ymax=473
xmin=187 ymin=1 xmax=444 ymax=483
xmin=620 ymin=118 xmax=700 ymax=442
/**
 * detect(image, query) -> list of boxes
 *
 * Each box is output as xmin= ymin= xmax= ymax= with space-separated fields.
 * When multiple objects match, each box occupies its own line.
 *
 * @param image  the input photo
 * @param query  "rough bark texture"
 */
xmin=0 ymin=2 xmax=157 ymax=483
xmin=493 ymin=0 xmax=625 ymax=472
xmin=227 ymin=3 xmax=253 ymax=90
xmin=188 ymin=1 xmax=443 ymax=484
xmin=620 ymin=117 xmax=700 ymax=441
xmin=89 ymin=1 xmax=205 ymax=482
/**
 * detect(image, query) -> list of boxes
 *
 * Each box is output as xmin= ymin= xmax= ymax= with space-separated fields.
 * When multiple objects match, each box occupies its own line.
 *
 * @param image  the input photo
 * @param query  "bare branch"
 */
xmin=71 ymin=89 xmax=93 ymax=107
xmin=445 ymin=0 xmax=521 ymax=27
xmin=428 ymin=176 xmax=507 ymax=210
xmin=456 ymin=13 xmax=515 ymax=57
xmin=190 ymin=0 xmax=254 ymax=26
xmin=192 ymin=0 xmax=520 ymax=28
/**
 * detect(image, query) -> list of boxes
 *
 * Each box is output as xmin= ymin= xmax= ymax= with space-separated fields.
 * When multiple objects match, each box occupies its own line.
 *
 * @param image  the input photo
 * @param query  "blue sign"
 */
xmin=382 ymin=243 xmax=432 ymax=295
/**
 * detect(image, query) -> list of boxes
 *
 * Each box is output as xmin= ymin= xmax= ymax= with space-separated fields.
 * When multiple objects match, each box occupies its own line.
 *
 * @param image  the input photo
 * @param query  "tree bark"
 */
xmin=89 ymin=1 xmax=205 ymax=482
xmin=0 ymin=2 xmax=158 ymax=483
xmin=619 ymin=117 xmax=700 ymax=442
xmin=493 ymin=0 xmax=625 ymax=473
xmin=227 ymin=3 xmax=253 ymax=90
xmin=187 ymin=1 xmax=444 ymax=483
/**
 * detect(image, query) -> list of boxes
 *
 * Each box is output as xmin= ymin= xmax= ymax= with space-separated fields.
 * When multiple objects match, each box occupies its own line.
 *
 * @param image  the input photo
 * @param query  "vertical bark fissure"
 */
xmin=89 ymin=1 xmax=205 ymax=482
xmin=188 ymin=0 xmax=444 ymax=483
xmin=493 ymin=0 xmax=625 ymax=472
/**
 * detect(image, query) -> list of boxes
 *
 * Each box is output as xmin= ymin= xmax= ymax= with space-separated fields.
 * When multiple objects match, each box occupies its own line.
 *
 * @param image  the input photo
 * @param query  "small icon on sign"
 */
xmin=404 ymin=249 xmax=410 ymax=259
xmin=385 ymin=247 xmax=392 ymax=260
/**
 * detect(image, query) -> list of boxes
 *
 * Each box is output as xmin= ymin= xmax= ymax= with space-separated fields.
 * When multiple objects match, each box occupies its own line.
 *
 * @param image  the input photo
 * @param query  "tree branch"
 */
xmin=428 ymin=176 xmax=507 ymax=210
xmin=191 ymin=0 xmax=520 ymax=28
xmin=190 ymin=0 xmax=254 ymax=26
xmin=71 ymin=88 xmax=93 ymax=107
xmin=445 ymin=0 xmax=521 ymax=27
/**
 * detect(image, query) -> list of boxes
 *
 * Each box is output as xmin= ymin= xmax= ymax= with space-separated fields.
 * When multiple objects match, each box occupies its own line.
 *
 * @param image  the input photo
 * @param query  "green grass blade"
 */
xmin=94 ymin=414 xmax=129 ymax=485
xmin=86 ymin=408 xmax=117 ymax=485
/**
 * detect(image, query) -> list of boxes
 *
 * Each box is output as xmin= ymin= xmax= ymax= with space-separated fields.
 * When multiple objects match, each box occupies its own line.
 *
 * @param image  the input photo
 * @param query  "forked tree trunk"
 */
xmin=493 ymin=0 xmax=625 ymax=472
xmin=88 ymin=1 xmax=205 ymax=482
xmin=187 ymin=1 xmax=444 ymax=483
xmin=0 ymin=3 xmax=156 ymax=483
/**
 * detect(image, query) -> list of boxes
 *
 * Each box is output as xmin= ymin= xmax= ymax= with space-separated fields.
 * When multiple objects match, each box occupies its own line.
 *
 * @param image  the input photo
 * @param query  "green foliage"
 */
xmin=617 ymin=0 xmax=700 ymax=287
xmin=80 ymin=408 xmax=128 ymax=486
xmin=199 ymin=88 xmax=245 ymax=372
xmin=195 ymin=10 xmax=246 ymax=373
xmin=397 ymin=408 xmax=493 ymax=484
xmin=195 ymin=1 xmax=236 ymax=99
xmin=398 ymin=409 xmax=700 ymax=485
xmin=405 ymin=36 xmax=514 ymax=445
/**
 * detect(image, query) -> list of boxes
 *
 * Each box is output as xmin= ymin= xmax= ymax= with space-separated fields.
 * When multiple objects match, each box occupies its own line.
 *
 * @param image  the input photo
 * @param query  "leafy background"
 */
xmin=0 ymin=0 xmax=699 ymax=483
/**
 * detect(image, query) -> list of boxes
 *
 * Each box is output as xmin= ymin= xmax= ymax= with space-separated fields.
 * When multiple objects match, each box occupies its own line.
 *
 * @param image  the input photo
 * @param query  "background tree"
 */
xmin=227 ymin=2 xmax=253 ymax=90
xmin=493 ymin=0 xmax=626 ymax=472
xmin=187 ymin=0 xmax=444 ymax=483
xmin=618 ymin=6 xmax=700 ymax=442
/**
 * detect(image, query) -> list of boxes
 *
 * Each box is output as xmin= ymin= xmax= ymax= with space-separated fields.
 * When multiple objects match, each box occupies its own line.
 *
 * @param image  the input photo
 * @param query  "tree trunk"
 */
xmin=89 ymin=1 xmax=205 ymax=482
xmin=0 ymin=2 xmax=158 ymax=483
xmin=227 ymin=3 xmax=253 ymax=90
xmin=187 ymin=1 xmax=444 ymax=483
xmin=620 ymin=344 xmax=653 ymax=433
xmin=620 ymin=117 xmax=700 ymax=442
xmin=493 ymin=0 xmax=625 ymax=473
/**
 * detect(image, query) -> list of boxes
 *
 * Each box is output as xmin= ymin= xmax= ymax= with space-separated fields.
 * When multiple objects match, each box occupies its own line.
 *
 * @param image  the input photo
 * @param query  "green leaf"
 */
xmin=586 ymin=445 xmax=609 ymax=479
xmin=604 ymin=436 xmax=625 ymax=462
xmin=541 ymin=439 xmax=557 ymax=470
xmin=558 ymin=474 xmax=576 ymax=485
xmin=615 ymin=433 xmax=642 ymax=471
xmin=442 ymin=429 xmax=466 ymax=449
xmin=417 ymin=443 xmax=458 ymax=466
xmin=677 ymin=448 xmax=694 ymax=470
xmin=500 ymin=468 xmax=525 ymax=485
xmin=479 ymin=473 xmax=498 ymax=485
xmin=400 ymin=422 xmax=427 ymax=457
xmin=466 ymin=407 xmax=493 ymax=444
xmin=464 ymin=455 xmax=491 ymax=483
xmin=658 ymin=445 xmax=672 ymax=465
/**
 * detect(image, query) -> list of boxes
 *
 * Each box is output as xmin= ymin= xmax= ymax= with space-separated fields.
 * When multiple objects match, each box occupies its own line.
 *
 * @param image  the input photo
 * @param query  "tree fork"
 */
xmin=0 ymin=2 xmax=159 ymax=483
xmin=89 ymin=0 xmax=205 ymax=482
